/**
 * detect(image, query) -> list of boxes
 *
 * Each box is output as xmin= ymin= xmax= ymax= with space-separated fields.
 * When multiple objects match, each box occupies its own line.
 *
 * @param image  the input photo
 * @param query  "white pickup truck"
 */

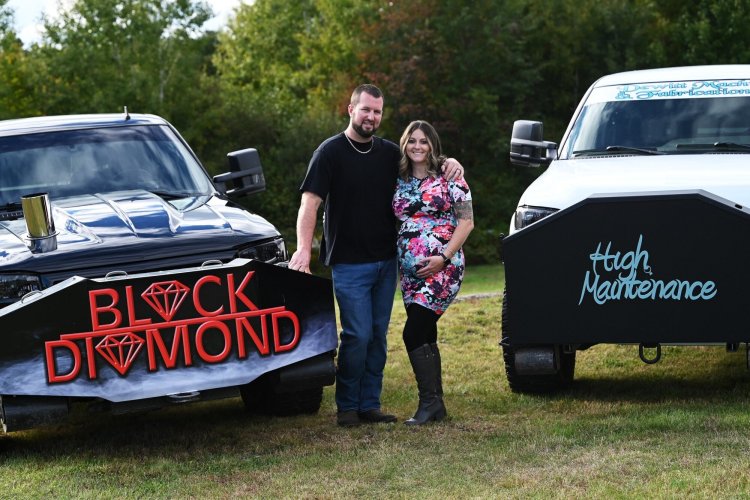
xmin=502 ymin=65 xmax=750 ymax=393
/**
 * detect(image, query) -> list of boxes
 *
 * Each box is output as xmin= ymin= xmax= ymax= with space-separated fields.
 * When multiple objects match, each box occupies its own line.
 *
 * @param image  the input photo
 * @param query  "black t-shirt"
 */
xmin=300 ymin=133 xmax=401 ymax=265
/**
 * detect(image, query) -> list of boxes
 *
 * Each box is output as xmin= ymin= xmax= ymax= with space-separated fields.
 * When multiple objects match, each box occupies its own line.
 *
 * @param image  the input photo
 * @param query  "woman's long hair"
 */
xmin=398 ymin=120 xmax=446 ymax=180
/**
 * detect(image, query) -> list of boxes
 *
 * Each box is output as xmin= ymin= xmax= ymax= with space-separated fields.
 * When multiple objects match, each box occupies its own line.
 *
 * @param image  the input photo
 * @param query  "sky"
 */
xmin=6 ymin=0 xmax=246 ymax=46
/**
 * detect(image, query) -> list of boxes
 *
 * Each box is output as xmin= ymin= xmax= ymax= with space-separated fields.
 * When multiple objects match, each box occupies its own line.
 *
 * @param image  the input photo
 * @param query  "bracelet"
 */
xmin=439 ymin=252 xmax=451 ymax=266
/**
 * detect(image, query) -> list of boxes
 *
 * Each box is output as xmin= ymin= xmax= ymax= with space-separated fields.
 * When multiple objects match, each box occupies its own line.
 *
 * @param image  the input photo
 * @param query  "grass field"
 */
xmin=459 ymin=263 xmax=503 ymax=296
xmin=2 ymin=265 xmax=750 ymax=497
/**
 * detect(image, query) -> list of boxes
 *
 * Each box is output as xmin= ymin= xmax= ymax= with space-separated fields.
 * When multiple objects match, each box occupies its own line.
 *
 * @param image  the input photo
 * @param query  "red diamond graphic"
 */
xmin=95 ymin=332 xmax=145 ymax=375
xmin=141 ymin=280 xmax=190 ymax=321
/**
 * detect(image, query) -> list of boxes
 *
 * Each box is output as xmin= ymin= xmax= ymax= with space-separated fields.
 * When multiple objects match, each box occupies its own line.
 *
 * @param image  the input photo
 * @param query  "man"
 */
xmin=288 ymin=84 xmax=462 ymax=427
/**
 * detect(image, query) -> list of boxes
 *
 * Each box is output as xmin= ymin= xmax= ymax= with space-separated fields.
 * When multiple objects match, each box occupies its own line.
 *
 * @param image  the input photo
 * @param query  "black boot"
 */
xmin=405 ymin=344 xmax=447 ymax=425
xmin=429 ymin=342 xmax=447 ymax=418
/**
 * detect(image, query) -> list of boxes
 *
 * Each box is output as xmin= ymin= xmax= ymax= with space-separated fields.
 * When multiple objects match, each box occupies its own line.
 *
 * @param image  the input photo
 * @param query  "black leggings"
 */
xmin=402 ymin=304 xmax=441 ymax=352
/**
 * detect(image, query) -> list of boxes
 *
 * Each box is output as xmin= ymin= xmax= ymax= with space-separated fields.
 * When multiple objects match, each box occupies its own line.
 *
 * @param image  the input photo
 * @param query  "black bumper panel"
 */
xmin=0 ymin=258 xmax=337 ymax=402
xmin=503 ymin=190 xmax=750 ymax=345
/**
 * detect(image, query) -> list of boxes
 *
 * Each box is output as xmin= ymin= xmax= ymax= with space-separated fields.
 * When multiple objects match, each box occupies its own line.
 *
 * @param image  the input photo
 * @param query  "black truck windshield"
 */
xmin=0 ymin=125 xmax=213 ymax=206
xmin=567 ymin=95 xmax=750 ymax=158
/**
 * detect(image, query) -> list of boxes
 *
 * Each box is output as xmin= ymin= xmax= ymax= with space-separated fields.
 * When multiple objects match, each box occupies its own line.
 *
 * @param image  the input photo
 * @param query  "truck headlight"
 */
xmin=0 ymin=274 xmax=42 ymax=306
xmin=237 ymin=238 xmax=287 ymax=264
xmin=514 ymin=205 xmax=558 ymax=229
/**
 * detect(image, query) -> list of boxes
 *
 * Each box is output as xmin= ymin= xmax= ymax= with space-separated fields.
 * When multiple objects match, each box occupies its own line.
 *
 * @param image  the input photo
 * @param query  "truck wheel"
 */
xmin=501 ymin=288 xmax=575 ymax=393
xmin=240 ymin=376 xmax=323 ymax=416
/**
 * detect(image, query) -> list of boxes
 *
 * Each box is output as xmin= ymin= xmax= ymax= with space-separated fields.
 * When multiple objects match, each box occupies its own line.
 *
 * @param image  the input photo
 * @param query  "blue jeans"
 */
xmin=332 ymin=257 xmax=397 ymax=412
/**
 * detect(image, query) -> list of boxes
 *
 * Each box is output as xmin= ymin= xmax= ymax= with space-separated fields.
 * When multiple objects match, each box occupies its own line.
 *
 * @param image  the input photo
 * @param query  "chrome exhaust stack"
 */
xmin=21 ymin=192 xmax=58 ymax=253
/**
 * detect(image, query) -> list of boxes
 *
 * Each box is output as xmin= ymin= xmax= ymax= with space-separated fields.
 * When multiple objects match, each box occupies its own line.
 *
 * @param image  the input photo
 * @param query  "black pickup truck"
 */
xmin=0 ymin=112 xmax=337 ymax=432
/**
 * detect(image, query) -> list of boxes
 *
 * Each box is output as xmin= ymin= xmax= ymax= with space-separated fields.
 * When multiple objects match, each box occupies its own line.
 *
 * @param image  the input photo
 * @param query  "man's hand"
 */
xmin=442 ymin=157 xmax=464 ymax=180
xmin=288 ymin=249 xmax=312 ymax=274
xmin=288 ymin=192 xmax=322 ymax=274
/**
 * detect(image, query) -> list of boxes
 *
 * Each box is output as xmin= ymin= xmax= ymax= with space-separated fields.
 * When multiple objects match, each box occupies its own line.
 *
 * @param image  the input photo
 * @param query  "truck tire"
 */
xmin=241 ymin=352 xmax=334 ymax=416
xmin=501 ymin=288 xmax=575 ymax=393
xmin=240 ymin=377 xmax=323 ymax=416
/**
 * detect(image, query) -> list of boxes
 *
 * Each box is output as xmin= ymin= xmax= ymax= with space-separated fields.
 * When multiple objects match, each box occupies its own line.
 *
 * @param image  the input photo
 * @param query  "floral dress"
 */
xmin=392 ymin=175 xmax=472 ymax=315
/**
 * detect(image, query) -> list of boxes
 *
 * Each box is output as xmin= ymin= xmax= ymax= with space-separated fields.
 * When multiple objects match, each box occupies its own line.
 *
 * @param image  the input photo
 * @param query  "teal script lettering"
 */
xmin=578 ymin=235 xmax=717 ymax=305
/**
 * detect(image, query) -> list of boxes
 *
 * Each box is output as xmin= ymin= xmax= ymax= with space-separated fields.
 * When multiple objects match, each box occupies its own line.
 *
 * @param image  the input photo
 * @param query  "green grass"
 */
xmin=3 ymin=267 xmax=750 ymax=497
xmin=459 ymin=263 xmax=503 ymax=296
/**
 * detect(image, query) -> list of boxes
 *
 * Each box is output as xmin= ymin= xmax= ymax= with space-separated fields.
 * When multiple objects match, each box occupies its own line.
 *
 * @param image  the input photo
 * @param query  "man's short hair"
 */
xmin=351 ymin=84 xmax=383 ymax=105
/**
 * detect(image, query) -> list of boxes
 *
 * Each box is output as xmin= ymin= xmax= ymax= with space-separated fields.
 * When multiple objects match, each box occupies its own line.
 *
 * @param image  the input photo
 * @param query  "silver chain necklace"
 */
xmin=344 ymin=132 xmax=374 ymax=154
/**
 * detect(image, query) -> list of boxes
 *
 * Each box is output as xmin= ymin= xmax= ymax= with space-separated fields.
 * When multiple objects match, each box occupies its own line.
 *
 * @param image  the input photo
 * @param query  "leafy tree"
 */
xmin=657 ymin=0 xmax=750 ymax=65
xmin=35 ymin=0 xmax=213 ymax=120
xmin=509 ymin=0 xmax=666 ymax=136
xmin=214 ymin=0 xmax=315 ymax=119
xmin=0 ymin=0 xmax=39 ymax=118
xmin=296 ymin=0 xmax=374 ymax=113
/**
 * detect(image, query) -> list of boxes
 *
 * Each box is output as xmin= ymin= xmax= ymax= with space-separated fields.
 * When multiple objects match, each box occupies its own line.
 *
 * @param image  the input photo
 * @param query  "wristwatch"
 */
xmin=439 ymin=252 xmax=451 ymax=266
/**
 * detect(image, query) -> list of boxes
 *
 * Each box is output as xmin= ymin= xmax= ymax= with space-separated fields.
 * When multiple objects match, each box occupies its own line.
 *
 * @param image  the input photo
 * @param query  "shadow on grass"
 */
xmin=551 ymin=361 xmax=750 ymax=405
xmin=526 ymin=345 xmax=750 ymax=405
xmin=0 ymin=396 xmax=331 ymax=459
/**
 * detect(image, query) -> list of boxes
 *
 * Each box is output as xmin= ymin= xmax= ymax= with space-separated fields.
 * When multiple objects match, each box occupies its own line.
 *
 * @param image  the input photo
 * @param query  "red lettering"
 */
xmin=195 ymin=320 xmax=231 ymax=363
xmin=126 ymin=286 xmax=152 ymax=327
xmin=272 ymin=310 xmax=300 ymax=353
xmin=52 ymin=281 xmax=303 ymax=384
xmin=193 ymin=275 xmax=224 ymax=317
xmin=45 ymin=340 xmax=82 ymax=383
xmin=89 ymin=288 xmax=122 ymax=331
xmin=227 ymin=272 xmax=258 ymax=312
xmin=146 ymin=325 xmax=192 ymax=370
xmin=84 ymin=336 xmax=97 ymax=379
xmin=235 ymin=316 xmax=270 ymax=357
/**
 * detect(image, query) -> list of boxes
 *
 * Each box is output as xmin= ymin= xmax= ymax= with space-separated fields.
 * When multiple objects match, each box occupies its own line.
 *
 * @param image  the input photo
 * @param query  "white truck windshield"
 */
xmin=565 ymin=80 xmax=750 ymax=157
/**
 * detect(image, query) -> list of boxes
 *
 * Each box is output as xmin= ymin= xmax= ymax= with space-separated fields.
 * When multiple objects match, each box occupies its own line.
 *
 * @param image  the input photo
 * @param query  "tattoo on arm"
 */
xmin=454 ymin=200 xmax=473 ymax=221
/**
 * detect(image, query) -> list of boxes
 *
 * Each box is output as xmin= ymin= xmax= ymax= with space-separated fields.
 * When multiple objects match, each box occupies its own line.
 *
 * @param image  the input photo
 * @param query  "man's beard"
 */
xmin=353 ymin=121 xmax=377 ymax=139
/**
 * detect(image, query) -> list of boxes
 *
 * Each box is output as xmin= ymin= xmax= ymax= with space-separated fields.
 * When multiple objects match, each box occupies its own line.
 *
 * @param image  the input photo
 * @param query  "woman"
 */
xmin=392 ymin=120 xmax=474 ymax=425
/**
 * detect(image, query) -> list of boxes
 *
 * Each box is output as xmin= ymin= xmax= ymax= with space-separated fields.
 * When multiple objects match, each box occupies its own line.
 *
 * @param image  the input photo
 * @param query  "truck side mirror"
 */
xmin=510 ymin=120 xmax=557 ymax=167
xmin=213 ymin=148 xmax=266 ymax=196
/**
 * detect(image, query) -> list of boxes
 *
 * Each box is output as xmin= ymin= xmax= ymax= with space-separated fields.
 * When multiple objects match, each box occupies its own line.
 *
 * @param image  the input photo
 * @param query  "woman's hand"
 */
xmin=416 ymin=255 xmax=445 ymax=279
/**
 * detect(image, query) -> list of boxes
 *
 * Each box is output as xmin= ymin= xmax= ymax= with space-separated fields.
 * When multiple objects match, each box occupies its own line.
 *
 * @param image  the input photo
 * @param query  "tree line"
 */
xmin=1 ymin=0 xmax=749 ymax=264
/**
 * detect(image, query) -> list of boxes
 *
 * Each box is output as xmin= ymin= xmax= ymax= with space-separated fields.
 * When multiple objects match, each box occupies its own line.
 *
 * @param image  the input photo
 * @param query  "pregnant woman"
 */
xmin=392 ymin=120 xmax=474 ymax=425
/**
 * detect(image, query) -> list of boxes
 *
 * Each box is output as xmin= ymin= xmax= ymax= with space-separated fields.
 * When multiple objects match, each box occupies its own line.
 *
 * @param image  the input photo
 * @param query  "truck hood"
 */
xmin=518 ymin=154 xmax=750 ymax=211
xmin=0 ymin=190 xmax=279 ymax=275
